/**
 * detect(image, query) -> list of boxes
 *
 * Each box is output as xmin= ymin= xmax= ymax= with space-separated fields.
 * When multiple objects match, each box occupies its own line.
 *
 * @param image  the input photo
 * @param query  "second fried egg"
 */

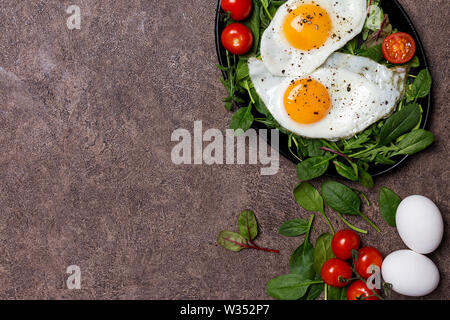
xmin=248 ymin=53 xmax=407 ymax=140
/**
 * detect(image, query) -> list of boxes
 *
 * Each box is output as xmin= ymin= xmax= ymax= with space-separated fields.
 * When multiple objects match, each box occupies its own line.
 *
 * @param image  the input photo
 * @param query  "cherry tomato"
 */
xmin=221 ymin=0 xmax=253 ymax=21
xmin=321 ymin=258 xmax=353 ymax=288
xmin=221 ymin=23 xmax=253 ymax=55
xmin=331 ymin=229 xmax=360 ymax=260
xmin=347 ymin=280 xmax=380 ymax=300
xmin=355 ymin=247 xmax=383 ymax=279
xmin=382 ymin=32 xmax=416 ymax=64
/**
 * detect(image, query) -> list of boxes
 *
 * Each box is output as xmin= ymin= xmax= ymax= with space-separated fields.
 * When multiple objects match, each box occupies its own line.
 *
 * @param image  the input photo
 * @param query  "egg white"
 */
xmin=249 ymin=54 xmax=407 ymax=140
xmin=261 ymin=0 xmax=367 ymax=77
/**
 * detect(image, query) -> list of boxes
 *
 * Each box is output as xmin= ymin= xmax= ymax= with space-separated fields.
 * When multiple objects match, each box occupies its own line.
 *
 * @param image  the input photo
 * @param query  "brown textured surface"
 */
xmin=0 ymin=0 xmax=448 ymax=300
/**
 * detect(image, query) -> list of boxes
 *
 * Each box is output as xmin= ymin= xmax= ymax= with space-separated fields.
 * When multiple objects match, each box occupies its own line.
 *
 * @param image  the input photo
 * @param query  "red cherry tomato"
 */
xmin=331 ymin=229 xmax=360 ymax=260
xmin=347 ymin=280 xmax=380 ymax=300
xmin=321 ymin=258 xmax=353 ymax=288
xmin=382 ymin=32 xmax=416 ymax=64
xmin=221 ymin=0 xmax=253 ymax=21
xmin=221 ymin=23 xmax=253 ymax=55
xmin=355 ymin=247 xmax=383 ymax=279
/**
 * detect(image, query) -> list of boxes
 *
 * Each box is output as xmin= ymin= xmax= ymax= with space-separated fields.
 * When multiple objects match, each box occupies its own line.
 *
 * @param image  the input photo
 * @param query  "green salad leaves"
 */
xmin=218 ymin=0 xmax=434 ymax=186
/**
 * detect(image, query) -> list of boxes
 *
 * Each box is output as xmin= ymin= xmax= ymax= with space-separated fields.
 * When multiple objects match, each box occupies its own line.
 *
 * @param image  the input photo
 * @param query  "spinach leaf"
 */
xmin=266 ymin=274 xmax=317 ymax=300
xmin=321 ymin=181 xmax=361 ymax=216
xmin=305 ymin=139 xmax=326 ymax=157
xmin=293 ymin=182 xmax=324 ymax=213
xmin=357 ymin=44 xmax=383 ymax=62
xmin=378 ymin=187 xmax=402 ymax=227
xmin=322 ymin=181 xmax=380 ymax=232
xmin=217 ymin=231 xmax=248 ymax=252
xmin=238 ymin=209 xmax=258 ymax=240
xmin=333 ymin=161 xmax=359 ymax=181
xmin=251 ymin=87 xmax=270 ymax=116
xmin=406 ymin=69 xmax=432 ymax=102
xmin=313 ymin=233 xmax=335 ymax=274
xmin=378 ymin=103 xmax=421 ymax=146
xmin=296 ymin=156 xmax=330 ymax=181
xmin=408 ymin=56 xmax=420 ymax=68
xmin=230 ymin=103 xmax=254 ymax=133
xmin=327 ymin=285 xmax=348 ymax=300
xmin=290 ymin=240 xmax=315 ymax=279
xmin=278 ymin=218 xmax=309 ymax=237
xmin=289 ymin=215 xmax=315 ymax=278
xmin=392 ymin=129 xmax=434 ymax=156
xmin=293 ymin=182 xmax=335 ymax=234
xmin=302 ymin=273 xmax=324 ymax=300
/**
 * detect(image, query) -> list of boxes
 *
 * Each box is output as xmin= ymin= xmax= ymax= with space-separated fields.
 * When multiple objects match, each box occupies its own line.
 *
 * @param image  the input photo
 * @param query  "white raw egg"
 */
xmin=382 ymin=250 xmax=439 ymax=297
xmin=396 ymin=195 xmax=443 ymax=254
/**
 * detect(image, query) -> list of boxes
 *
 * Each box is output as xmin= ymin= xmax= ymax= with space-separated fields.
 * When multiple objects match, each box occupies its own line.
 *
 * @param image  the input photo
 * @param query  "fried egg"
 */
xmin=261 ymin=0 xmax=367 ymax=77
xmin=249 ymin=53 xmax=407 ymax=140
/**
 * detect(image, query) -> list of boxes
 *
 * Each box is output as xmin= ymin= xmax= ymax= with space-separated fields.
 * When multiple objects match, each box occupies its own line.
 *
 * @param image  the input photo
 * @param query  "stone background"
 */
xmin=0 ymin=0 xmax=447 ymax=299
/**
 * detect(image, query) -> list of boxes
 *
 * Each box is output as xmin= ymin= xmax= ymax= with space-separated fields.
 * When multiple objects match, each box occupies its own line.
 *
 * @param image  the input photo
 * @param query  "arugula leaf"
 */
xmin=238 ymin=209 xmax=258 ymax=240
xmin=379 ymin=187 xmax=401 ymax=227
xmin=296 ymin=156 xmax=330 ymax=181
xmin=343 ymin=129 xmax=372 ymax=151
xmin=278 ymin=219 xmax=309 ymax=237
xmin=374 ymin=154 xmax=396 ymax=165
xmin=378 ymin=103 xmax=421 ymax=146
xmin=392 ymin=129 xmax=434 ymax=156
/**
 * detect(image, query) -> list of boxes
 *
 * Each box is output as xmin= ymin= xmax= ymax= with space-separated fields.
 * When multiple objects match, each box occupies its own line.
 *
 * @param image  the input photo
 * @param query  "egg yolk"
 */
xmin=283 ymin=4 xmax=332 ymax=51
xmin=283 ymin=78 xmax=331 ymax=124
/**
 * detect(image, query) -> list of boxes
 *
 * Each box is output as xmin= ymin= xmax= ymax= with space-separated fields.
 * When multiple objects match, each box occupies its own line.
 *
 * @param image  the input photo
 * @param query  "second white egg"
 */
xmin=396 ymin=195 xmax=443 ymax=254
